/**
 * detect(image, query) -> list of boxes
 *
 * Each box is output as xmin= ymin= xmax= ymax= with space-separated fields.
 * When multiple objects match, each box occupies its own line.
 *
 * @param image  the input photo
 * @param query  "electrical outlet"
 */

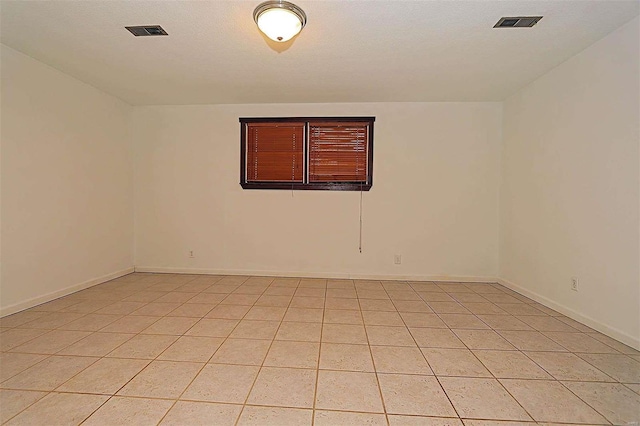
xmin=571 ymin=277 xmax=578 ymax=291
xmin=394 ymin=254 xmax=402 ymax=265
xmin=189 ymin=250 xmax=195 ymax=258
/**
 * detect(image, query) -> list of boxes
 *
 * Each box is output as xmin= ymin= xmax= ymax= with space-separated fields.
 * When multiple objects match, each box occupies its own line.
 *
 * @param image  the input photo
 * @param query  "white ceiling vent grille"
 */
xmin=494 ymin=16 xmax=543 ymax=28
xmin=125 ymin=25 xmax=168 ymax=36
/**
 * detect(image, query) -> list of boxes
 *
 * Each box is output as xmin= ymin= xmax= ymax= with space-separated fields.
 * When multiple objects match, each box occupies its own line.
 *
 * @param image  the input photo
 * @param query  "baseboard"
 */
xmin=0 ymin=267 xmax=135 ymax=318
xmin=134 ymin=266 xmax=497 ymax=283
xmin=497 ymin=277 xmax=640 ymax=351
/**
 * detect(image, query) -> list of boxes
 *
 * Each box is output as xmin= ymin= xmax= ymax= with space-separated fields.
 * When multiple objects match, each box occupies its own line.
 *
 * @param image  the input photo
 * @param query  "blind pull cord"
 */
xmin=359 ymin=183 xmax=363 ymax=253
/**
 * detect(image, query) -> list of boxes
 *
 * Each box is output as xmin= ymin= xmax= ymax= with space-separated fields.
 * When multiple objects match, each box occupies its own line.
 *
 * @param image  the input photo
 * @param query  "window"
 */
xmin=240 ymin=117 xmax=374 ymax=191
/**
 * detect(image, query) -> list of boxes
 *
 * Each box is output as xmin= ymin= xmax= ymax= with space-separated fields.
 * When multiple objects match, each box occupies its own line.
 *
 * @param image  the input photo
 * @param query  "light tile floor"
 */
xmin=1 ymin=273 xmax=639 ymax=425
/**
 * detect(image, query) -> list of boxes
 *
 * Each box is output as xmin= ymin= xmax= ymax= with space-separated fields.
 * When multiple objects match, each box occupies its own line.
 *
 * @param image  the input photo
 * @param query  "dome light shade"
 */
xmin=253 ymin=1 xmax=307 ymax=42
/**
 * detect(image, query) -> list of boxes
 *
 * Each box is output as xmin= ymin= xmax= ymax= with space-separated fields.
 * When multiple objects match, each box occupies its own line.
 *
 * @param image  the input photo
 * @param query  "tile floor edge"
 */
xmin=0 ymin=267 xmax=135 ymax=318
xmin=497 ymin=277 xmax=640 ymax=351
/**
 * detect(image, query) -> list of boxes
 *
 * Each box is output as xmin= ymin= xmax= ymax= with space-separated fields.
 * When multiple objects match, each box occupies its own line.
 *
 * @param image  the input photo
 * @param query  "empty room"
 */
xmin=1 ymin=0 xmax=639 ymax=424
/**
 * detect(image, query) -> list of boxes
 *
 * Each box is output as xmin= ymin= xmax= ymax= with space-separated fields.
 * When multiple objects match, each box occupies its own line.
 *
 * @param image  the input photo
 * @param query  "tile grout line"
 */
xmin=427 ymin=283 xmax=539 ymax=423
xmin=232 ymin=276 xmax=297 ymax=426
xmin=76 ymin=274 xmax=232 ymax=425
xmin=167 ymin=274 xmax=256 ymax=426
xmin=79 ymin=274 xmax=208 ymax=425
xmin=357 ymin=280 xmax=391 ymax=426
xmin=392 ymin=280 xmax=464 ymax=422
xmin=0 ymin=274 xmax=199 ymax=425
xmin=422 ymin=281 xmax=623 ymax=425
xmin=429 ymin=281 xmax=608 ymax=423
xmin=420 ymin=281 xmax=586 ymax=424
xmin=310 ymin=278 xmax=328 ymax=426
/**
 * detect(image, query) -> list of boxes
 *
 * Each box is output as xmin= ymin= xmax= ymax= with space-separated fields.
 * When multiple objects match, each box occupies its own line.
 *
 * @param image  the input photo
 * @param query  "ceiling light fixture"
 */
xmin=253 ymin=1 xmax=307 ymax=42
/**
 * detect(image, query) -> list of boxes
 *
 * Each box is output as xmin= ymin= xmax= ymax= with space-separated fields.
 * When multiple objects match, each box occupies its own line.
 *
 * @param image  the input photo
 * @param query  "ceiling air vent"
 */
xmin=125 ymin=25 xmax=168 ymax=36
xmin=494 ymin=16 xmax=542 ymax=28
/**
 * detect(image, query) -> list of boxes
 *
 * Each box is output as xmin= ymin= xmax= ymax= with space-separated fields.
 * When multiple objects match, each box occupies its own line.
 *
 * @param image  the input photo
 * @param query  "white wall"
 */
xmin=499 ymin=17 xmax=640 ymax=348
xmin=0 ymin=45 xmax=135 ymax=315
xmin=133 ymin=103 xmax=502 ymax=280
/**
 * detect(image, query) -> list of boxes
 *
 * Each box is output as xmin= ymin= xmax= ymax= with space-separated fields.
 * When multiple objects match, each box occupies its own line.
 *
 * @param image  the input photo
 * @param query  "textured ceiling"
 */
xmin=1 ymin=0 xmax=638 ymax=105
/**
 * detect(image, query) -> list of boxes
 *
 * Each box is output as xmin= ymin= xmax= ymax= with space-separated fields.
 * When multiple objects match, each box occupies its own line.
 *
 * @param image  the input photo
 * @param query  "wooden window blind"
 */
xmin=240 ymin=117 xmax=374 ymax=191
xmin=246 ymin=122 xmax=304 ymax=182
xmin=309 ymin=122 xmax=368 ymax=183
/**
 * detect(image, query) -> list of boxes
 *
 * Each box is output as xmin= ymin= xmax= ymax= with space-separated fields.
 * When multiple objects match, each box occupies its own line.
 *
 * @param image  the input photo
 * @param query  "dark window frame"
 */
xmin=240 ymin=117 xmax=375 ymax=191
